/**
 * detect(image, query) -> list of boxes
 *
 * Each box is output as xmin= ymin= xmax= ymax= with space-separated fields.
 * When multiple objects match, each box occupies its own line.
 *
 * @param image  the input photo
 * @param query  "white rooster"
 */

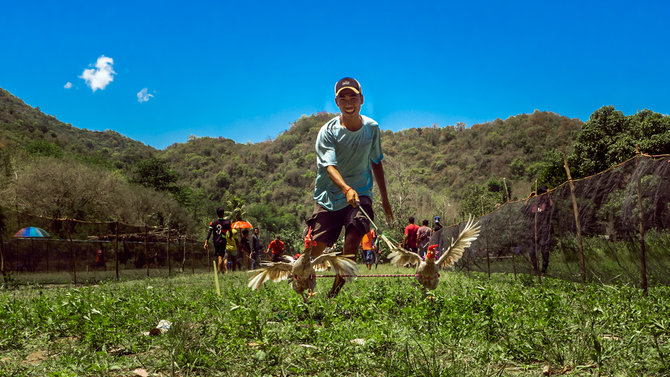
xmin=247 ymin=228 xmax=358 ymax=301
xmin=381 ymin=217 xmax=481 ymax=292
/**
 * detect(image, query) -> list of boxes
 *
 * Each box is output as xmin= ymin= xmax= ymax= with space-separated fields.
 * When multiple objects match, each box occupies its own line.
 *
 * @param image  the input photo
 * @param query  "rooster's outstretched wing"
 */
xmin=312 ymin=251 xmax=359 ymax=281
xmin=380 ymin=234 xmax=422 ymax=267
xmin=247 ymin=262 xmax=294 ymax=290
xmin=436 ymin=217 xmax=481 ymax=268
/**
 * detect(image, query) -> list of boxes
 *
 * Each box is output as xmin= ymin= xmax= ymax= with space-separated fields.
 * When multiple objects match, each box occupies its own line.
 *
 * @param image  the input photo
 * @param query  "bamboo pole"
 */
xmin=563 ymin=152 xmax=586 ymax=285
xmin=635 ymin=149 xmax=648 ymax=295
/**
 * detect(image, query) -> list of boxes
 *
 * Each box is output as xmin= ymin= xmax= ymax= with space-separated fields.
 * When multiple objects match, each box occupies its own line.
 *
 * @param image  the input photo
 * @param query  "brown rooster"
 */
xmin=248 ymin=228 xmax=358 ymax=301
xmin=381 ymin=217 xmax=480 ymax=292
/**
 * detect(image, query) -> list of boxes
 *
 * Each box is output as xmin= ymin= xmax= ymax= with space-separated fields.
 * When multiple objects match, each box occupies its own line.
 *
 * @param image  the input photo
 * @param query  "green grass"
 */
xmin=1 ymin=265 xmax=669 ymax=376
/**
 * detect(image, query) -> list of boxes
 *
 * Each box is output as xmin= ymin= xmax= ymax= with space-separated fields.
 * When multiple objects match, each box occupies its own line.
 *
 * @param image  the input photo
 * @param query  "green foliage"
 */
xmin=130 ymin=157 xmax=179 ymax=192
xmin=25 ymin=139 xmax=63 ymax=158
xmin=564 ymin=106 xmax=669 ymax=180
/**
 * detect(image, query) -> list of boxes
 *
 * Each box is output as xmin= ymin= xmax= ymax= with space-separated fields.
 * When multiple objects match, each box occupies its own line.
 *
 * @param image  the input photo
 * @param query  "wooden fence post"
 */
xmin=481 ymin=196 xmax=490 ymax=280
xmin=144 ymin=226 xmax=149 ymax=277
xmin=115 ymin=221 xmax=120 ymax=281
xmin=563 ymin=152 xmax=586 ymax=285
xmin=635 ymin=148 xmax=648 ymax=295
xmin=67 ymin=220 xmax=76 ymax=284
xmin=533 ymin=179 xmax=542 ymax=283
xmin=0 ymin=226 xmax=6 ymax=284
xmin=167 ymin=227 xmax=171 ymax=277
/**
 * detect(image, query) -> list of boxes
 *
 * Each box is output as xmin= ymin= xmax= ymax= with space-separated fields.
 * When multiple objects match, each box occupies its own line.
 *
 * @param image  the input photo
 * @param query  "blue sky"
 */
xmin=1 ymin=0 xmax=668 ymax=150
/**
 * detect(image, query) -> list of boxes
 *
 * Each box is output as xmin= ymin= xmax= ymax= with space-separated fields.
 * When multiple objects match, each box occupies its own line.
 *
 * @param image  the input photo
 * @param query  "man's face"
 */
xmin=335 ymin=88 xmax=363 ymax=117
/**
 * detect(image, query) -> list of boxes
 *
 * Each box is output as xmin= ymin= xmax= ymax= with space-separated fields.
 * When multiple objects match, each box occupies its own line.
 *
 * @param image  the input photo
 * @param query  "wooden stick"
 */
xmin=213 ymin=260 xmax=221 ymax=296
xmin=563 ymin=152 xmax=586 ymax=285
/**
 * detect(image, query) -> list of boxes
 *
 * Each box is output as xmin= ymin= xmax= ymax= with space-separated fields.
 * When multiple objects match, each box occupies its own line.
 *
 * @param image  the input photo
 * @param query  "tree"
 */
xmin=130 ymin=157 xmax=179 ymax=192
xmin=539 ymin=107 xmax=670 ymax=184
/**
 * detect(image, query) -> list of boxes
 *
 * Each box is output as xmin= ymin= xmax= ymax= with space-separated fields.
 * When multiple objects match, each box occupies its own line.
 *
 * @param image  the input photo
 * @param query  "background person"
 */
xmin=360 ymin=229 xmax=377 ymax=270
xmin=404 ymin=217 xmax=419 ymax=252
xmin=250 ymin=228 xmax=263 ymax=269
xmin=239 ymin=228 xmax=252 ymax=270
xmin=267 ymin=235 xmax=285 ymax=262
xmin=416 ymin=219 xmax=432 ymax=258
xmin=204 ymin=207 xmax=231 ymax=273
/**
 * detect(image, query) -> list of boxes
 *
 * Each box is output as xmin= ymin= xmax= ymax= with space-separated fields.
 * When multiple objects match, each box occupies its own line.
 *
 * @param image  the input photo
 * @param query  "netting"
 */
xmin=434 ymin=154 xmax=670 ymax=287
xmin=0 ymin=211 xmax=214 ymax=284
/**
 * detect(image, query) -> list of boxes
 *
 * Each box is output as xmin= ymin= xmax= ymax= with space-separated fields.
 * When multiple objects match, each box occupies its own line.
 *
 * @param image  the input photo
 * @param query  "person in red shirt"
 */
xmin=266 ymin=235 xmax=286 ymax=262
xmin=404 ymin=217 xmax=420 ymax=252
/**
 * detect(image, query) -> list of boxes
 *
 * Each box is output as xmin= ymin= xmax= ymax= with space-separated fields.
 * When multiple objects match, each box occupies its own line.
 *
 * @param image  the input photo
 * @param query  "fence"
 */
xmin=436 ymin=154 xmax=670 ymax=289
xmin=2 ymin=154 xmax=669 ymax=288
xmin=0 ymin=211 xmax=273 ymax=284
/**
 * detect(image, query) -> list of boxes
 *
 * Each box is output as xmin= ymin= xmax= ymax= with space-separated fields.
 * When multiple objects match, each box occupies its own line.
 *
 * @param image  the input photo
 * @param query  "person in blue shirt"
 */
xmin=306 ymin=77 xmax=394 ymax=298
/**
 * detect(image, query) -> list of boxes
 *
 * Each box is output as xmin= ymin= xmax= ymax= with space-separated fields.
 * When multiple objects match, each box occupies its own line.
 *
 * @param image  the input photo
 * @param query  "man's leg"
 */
xmin=328 ymin=228 xmax=363 ymax=298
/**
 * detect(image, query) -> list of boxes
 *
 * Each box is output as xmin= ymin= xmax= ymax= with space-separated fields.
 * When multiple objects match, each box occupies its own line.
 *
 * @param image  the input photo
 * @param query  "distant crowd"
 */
xmin=203 ymin=207 xmax=286 ymax=273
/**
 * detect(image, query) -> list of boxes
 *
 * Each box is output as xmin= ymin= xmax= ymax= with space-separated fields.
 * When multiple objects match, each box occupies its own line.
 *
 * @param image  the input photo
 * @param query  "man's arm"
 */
xmin=371 ymin=161 xmax=394 ymax=222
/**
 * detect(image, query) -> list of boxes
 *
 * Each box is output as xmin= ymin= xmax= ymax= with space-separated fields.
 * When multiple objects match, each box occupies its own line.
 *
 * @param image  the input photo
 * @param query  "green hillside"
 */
xmin=0 ymin=87 xmax=155 ymax=170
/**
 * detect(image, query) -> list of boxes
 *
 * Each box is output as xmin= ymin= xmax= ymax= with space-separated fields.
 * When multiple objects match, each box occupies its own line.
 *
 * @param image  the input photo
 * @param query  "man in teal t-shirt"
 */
xmin=307 ymin=77 xmax=394 ymax=298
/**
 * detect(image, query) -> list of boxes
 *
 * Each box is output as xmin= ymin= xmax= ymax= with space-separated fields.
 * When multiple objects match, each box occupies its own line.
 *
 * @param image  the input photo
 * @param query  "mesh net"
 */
xmin=0 ymin=212 xmax=214 ymax=284
xmin=434 ymin=154 xmax=670 ymax=286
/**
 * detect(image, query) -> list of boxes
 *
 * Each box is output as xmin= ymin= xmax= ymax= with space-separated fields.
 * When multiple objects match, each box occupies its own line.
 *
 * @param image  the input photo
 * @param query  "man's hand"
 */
xmin=345 ymin=187 xmax=360 ymax=207
xmin=203 ymin=241 xmax=208 ymax=250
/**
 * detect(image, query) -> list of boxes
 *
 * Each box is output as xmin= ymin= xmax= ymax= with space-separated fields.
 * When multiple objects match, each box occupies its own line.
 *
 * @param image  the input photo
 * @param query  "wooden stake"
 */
xmin=635 ymin=147 xmax=648 ymax=295
xmin=213 ymin=260 xmax=220 ymax=296
xmin=167 ymin=227 xmax=171 ymax=277
xmin=144 ymin=226 xmax=149 ymax=277
xmin=563 ymin=152 xmax=586 ymax=285
xmin=533 ymin=179 xmax=542 ymax=284
xmin=67 ymin=220 xmax=76 ymax=284
xmin=115 ymin=221 xmax=119 ymax=281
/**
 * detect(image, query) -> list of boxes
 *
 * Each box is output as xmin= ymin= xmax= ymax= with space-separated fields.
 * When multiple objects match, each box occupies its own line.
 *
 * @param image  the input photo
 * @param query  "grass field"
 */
xmin=1 ymin=265 xmax=669 ymax=376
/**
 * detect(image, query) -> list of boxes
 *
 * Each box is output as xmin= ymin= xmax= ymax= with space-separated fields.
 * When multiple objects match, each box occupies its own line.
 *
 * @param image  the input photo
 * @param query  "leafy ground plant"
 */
xmin=0 ymin=265 xmax=669 ymax=376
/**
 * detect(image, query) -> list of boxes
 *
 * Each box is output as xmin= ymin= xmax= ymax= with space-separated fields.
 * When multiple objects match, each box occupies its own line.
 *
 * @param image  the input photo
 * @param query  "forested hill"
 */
xmin=161 ymin=111 xmax=583 ymax=228
xmin=0 ymin=87 xmax=155 ymax=170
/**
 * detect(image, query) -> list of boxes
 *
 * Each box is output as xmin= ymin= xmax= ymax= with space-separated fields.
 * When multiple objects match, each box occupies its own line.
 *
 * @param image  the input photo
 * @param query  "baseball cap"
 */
xmin=335 ymin=77 xmax=362 ymax=96
xmin=434 ymin=216 xmax=440 ymax=223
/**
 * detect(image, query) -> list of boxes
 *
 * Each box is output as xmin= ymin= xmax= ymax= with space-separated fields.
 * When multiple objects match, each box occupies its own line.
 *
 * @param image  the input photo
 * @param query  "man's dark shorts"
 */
xmin=306 ymin=195 xmax=373 ymax=246
xmin=214 ymin=245 xmax=226 ymax=257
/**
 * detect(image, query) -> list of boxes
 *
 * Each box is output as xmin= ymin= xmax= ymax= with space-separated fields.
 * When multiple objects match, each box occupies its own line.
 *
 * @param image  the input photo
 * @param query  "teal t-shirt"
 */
xmin=313 ymin=115 xmax=383 ymax=211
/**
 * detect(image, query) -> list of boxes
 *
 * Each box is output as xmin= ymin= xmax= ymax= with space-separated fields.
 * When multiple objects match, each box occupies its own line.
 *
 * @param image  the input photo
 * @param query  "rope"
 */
xmin=317 ymin=274 xmax=418 ymax=278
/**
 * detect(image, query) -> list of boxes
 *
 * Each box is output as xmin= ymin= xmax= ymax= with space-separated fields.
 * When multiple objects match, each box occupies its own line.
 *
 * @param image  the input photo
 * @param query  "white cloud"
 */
xmin=64 ymin=82 xmax=73 ymax=89
xmin=79 ymin=55 xmax=115 ymax=91
xmin=137 ymin=88 xmax=154 ymax=103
